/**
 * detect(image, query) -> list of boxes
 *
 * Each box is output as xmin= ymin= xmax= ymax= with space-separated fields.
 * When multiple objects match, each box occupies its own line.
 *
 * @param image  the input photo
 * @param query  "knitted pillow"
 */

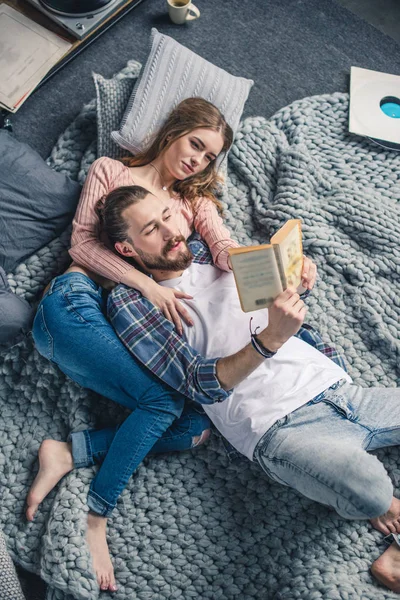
xmin=111 ymin=28 xmax=254 ymax=162
xmin=94 ymin=59 xmax=142 ymax=158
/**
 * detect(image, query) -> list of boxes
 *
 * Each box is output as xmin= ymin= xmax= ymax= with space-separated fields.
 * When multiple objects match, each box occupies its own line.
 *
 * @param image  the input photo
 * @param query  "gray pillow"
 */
xmin=111 ymin=28 xmax=254 ymax=161
xmin=0 ymin=129 xmax=81 ymax=274
xmin=0 ymin=267 xmax=33 ymax=349
xmin=94 ymin=59 xmax=142 ymax=159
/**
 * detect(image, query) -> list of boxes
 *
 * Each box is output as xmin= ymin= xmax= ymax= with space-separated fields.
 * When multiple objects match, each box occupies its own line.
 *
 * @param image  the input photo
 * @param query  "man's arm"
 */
xmin=108 ymin=285 xmax=306 ymax=405
xmin=108 ymin=285 xmax=230 ymax=405
xmin=216 ymin=288 xmax=307 ymax=388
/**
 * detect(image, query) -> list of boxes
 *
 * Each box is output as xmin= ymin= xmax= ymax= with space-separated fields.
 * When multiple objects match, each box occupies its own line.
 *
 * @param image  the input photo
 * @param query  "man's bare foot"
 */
xmin=371 ymin=497 xmax=400 ymax=535
xmin=86 ymin=513 xmax=117 ymax=592
xmin=371 ymin=541 xmax=400 ymax=593
xmin=26 ymin=440 xmax=73 ymax=521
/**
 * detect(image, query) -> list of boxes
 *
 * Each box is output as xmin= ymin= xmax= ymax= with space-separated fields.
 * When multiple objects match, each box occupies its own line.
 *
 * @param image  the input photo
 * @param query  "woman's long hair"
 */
xmin=121 ymin=97 xmax=233 ymax=213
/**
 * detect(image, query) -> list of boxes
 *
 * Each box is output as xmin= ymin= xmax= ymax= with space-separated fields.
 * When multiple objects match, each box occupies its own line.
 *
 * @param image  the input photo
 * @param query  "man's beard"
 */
xmin=135 ymin=235 xmax=193 ymax=271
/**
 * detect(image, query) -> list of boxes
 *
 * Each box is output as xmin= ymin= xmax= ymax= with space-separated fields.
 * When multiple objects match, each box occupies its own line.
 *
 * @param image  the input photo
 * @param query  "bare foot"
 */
xmin=371 ymin=497 xmax=400 ymax=535
xmin=371 ymin=541 xmax=400 ymax=593
xmin=86 ymin=513 xmax=117 ymax=592
xmin=26 ymin=440 xmax=73 ymax=521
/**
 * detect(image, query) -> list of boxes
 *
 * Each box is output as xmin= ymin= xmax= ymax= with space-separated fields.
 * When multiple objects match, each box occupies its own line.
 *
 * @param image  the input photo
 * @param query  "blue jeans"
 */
xmin=32 ymin=272 xmax=210 ymax=517
xmin=254 ymin=380 xmax=400 ymax=520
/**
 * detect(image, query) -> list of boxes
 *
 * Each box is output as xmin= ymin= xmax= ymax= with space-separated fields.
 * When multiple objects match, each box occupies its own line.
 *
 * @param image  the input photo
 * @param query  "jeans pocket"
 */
xmin=322 ymin=392 xmax=355 ymax=420
xmin=64 ymin=289 xmax=105 ymax=324
xmin=32 ymin=305 xmax=54 ymax=361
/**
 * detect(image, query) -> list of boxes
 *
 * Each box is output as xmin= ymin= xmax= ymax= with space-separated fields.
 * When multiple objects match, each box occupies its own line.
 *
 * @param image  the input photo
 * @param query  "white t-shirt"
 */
xmin=159 ymin=263 xmax=351 ymax=460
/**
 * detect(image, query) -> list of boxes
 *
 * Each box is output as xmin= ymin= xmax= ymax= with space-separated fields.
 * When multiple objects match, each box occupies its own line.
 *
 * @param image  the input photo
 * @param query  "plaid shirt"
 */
xmin=108 ymin=234 xmax=347 ymax=407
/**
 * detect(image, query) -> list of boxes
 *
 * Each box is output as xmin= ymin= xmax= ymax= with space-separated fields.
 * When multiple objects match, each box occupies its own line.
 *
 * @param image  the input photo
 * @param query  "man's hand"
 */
xmin=300 ymin=256 xmax=317 ymax=290
xmin=258 ymin=288 xmax=307 ymax=352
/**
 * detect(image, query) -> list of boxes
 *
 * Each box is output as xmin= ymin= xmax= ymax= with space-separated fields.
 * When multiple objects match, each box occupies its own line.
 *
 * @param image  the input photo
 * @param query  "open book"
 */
xmin=228 ymin=219 xmax=303 ymax=312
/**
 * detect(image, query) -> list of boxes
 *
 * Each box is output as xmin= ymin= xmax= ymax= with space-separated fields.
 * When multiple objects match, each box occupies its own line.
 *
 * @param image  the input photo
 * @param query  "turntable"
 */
xmin=24 ymin=0 xmax=142 ymax=39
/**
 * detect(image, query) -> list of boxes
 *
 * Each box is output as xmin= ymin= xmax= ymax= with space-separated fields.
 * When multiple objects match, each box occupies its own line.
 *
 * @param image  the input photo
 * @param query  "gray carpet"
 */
xmin=9 ymin=0 xmax=400 ymax=158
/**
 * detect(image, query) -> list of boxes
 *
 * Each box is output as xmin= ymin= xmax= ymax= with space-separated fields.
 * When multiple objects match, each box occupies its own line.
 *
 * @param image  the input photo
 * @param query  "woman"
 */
xmin=27 ymin=98 xmax=240 ymax=592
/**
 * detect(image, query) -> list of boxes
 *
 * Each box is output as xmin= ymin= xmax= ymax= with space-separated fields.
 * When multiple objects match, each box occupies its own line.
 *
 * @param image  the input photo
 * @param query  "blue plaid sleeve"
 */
xmin=108 ymin=284 xmax=232 ymax=406
xmin=295 ymin=323 xmax=348 ymax=372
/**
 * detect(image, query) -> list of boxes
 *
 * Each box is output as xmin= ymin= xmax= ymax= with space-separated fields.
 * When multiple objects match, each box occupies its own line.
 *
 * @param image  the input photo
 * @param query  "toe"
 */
xmin=387 ymin=522 xmax=397 ymax=534
xmin=96 ymin=571 xmax=103 ymax=589
xmin=101 ymin=574 xmax=109 ymax=591
xmin=394 ymin=521 xmax=400 ymax=534
xmin=26 ymin=503 xmax=37 ymax=522
xmin=109 ymin=572 xmax=117 ymax=592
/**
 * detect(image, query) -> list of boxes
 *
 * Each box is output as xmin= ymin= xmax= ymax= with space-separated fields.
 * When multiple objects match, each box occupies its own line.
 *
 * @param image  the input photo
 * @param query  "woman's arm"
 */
xmin=193 ymin=199 xmax=240 ymax=272
xmin=69 ymin=157 xmax=136 ymax=283
xmin=70 ymin=158 xmax=194 ymax=330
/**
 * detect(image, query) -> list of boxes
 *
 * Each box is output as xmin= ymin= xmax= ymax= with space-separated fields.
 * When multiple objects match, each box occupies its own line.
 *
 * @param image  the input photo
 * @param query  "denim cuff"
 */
xmin=388 ymin=533 xmax=400 ymax=547
xmin=87 ymin=489 xmax=115 ymax=517
xmin=69 ymin=430 xmax=94 ymax=468
xmin=69 ymin=430 xmax=116 ymax=517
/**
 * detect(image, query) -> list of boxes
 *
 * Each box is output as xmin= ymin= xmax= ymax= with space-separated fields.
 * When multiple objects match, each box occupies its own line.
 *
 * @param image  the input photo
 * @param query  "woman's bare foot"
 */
xmin=371 ymin=541 xmax=400 ymax=593
xmin=86 ymin=513 xmax=117 ymax=592
xmin=371 ymin=497 xmax=400 ymax=535
xmin=26 ymin=440 xmax=73 ymax=521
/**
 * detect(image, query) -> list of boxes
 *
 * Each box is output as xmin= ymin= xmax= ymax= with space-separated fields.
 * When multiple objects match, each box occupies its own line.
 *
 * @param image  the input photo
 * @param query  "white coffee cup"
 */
xmin=167 ymin=0 xmax=200 ymax=24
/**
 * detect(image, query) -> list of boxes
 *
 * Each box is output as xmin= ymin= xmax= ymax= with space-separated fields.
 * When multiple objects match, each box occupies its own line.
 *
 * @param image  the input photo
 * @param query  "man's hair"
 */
xmin=98 ymin=185 xmax=150 ymax=246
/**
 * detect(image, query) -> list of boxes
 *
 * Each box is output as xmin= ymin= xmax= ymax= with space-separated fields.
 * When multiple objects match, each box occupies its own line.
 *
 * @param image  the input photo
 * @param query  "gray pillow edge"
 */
xmin=93 ymin=60 xmax=142 ymax=158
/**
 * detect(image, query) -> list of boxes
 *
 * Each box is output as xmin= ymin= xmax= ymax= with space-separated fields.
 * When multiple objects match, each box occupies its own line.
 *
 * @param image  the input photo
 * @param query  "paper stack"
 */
xmin=0 ymin=4 xmax=72 ymax=113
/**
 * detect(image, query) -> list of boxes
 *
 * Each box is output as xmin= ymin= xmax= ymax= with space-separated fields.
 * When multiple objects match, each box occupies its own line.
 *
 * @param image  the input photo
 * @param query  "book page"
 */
xmin=0 ymin=5 xmax=72 ymax=111
xmin=230 ymin=247 xmax=283 ymax=312
xmin=274 ymin=224 xmax=303 ymax=289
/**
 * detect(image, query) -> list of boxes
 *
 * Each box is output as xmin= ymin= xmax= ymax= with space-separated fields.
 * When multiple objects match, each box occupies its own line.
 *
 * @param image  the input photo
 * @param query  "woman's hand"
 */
xmin=300 ymin=255 xmax=317 ymax=290
xmin=142 ymin=278 xmax=194 ymax=335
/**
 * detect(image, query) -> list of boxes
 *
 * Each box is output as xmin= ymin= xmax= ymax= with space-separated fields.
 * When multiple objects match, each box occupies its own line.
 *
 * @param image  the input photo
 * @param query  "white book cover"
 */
xmin=0 ymin=4 xmax=72 ymax=112
xmin=230 ymin=247 xmax=283 ymax=312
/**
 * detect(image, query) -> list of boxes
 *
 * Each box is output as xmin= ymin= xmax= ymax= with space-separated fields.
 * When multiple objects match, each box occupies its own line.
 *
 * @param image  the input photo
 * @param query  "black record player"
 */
xmin=24 ymin=0 xmax=137 ymax=39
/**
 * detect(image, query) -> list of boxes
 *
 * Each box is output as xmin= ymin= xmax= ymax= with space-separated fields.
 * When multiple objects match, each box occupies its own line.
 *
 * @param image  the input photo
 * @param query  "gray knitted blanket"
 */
xmin=1 ymin=83 xmax=400 ymax=600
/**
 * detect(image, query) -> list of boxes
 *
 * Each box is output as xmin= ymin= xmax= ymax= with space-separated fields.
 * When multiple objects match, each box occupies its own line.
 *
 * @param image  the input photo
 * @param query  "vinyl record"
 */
xmin=40 ymin=0 xmax=112 ymax=16
xmin=349 ymin=67 xmax=400 ymax=146
xmin=368 ymin=137 xmax=400 ymax=151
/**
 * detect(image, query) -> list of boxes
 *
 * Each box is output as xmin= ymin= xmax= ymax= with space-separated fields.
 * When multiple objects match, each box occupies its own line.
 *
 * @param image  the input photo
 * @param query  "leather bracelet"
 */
xmin=249 ymin=317 xmax=277 ymax=359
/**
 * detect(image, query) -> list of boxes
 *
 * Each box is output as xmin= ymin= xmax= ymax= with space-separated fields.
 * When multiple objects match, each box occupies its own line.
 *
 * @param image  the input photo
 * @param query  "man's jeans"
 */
xmin=32 ymin=272 xmax=210 ymax=517
xmin=254 ymin=381 xmax=400 ymax=520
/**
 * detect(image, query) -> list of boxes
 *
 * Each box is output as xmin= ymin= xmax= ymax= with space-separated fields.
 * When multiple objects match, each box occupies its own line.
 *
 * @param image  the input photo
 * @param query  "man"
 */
xmin=96 ymin=185 xmax=400 ymax=592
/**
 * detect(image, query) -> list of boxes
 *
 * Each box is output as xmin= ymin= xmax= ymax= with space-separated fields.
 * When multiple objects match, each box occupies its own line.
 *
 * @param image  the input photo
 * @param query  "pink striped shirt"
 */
xmin=69 ymin=157 xmax=239 ymax=282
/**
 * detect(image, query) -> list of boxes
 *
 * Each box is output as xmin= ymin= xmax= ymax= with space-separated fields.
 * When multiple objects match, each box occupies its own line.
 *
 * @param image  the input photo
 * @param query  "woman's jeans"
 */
xmin=254 ymin=381 xmax=400 ymax=520
xmin=32 ymin=272 xmax=210 ymax=517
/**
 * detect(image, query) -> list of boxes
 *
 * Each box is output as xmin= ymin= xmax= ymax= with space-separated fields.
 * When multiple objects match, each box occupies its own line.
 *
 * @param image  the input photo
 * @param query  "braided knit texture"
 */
xmin=1 ymin=68 xmax=400 ymax=600
xmin=0 ymin=529 xmax=25 ymax=599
